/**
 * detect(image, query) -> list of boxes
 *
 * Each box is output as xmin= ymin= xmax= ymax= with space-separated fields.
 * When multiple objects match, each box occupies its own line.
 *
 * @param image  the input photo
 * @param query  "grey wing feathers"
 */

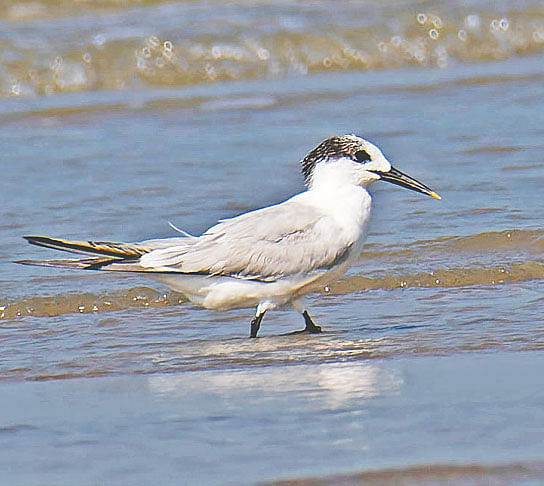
xmin=139 ymin=199 xmax=353 ymax=279
xmin=19 ymin=201 xmax=353 ymax=280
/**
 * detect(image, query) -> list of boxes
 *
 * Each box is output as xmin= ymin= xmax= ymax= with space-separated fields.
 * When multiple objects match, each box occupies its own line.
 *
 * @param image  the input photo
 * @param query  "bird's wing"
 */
xmin=21 ymin=235 xmax=150 ymax=258
xmin=18 ymin=199 xmax=356 ymax=280
xmin=17 ymin=234 xmax=194 ymax=271
xmin=139 ymin=196 xmax=355 ymax=280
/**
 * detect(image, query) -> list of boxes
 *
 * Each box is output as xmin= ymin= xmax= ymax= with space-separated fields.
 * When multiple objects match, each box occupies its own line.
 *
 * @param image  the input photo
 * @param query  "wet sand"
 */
xmin=267 ymin=462 xmax=544 ymax=486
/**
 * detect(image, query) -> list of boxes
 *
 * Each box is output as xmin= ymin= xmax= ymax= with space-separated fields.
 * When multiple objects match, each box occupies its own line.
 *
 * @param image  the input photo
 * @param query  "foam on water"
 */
xmin=1 ymin=1 xmax=544 ymax=97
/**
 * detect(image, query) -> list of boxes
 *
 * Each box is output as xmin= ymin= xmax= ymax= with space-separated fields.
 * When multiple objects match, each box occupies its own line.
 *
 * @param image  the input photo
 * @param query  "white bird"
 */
xmin=18 ymin=135 xmax=440 ymax=337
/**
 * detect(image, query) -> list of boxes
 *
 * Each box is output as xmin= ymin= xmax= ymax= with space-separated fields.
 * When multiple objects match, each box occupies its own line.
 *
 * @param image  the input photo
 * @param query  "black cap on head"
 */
xmin=301 ymin=135 xmax=367 ymax=183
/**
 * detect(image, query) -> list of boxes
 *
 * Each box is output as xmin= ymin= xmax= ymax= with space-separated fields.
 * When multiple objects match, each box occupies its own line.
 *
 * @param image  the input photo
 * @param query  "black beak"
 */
xmin=376 ymin=166 xmax=441 ymax=199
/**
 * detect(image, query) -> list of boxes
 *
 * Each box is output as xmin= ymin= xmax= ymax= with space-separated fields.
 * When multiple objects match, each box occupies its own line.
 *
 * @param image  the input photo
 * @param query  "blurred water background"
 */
xmin=1 ymin=0 xmax=544 ymax=484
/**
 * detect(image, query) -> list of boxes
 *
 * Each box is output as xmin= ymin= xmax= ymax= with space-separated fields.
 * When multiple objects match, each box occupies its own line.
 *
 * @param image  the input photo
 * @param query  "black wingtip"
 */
xmin=23 ymin=235 xmax=64 ymax=251
xmin=23 ymin=235 xmax=48 ymax=245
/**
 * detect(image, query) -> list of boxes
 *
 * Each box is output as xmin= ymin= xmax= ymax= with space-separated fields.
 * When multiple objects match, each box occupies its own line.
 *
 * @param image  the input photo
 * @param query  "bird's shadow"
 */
xmin=210 ymin=322 xmax=430 ymax=341
xmin=355 ymin=323 xmax=431 ymax=334
xmin=278 ymin=327 xmax=349 ymax=337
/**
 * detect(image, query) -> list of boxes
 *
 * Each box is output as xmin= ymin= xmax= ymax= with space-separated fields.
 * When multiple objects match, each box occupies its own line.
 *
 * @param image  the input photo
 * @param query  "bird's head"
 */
xmin=301 ymin=134 xmax=441 ymax=199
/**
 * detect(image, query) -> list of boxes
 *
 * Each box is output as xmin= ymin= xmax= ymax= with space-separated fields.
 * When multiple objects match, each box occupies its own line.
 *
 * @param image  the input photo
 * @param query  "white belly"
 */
xmin=149 ymin=258 xmax=348 ymax=311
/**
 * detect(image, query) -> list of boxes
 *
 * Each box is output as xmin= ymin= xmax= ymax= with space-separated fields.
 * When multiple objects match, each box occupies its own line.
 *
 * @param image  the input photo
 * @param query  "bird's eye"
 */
xmin=355 ymin=150 xmax=371 ymax=162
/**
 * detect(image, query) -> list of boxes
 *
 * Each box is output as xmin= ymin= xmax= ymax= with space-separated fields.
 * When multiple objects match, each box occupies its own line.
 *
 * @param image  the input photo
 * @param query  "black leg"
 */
xmin=250 ymin=312 xmax=265 ymax=338
xmin=302 ymin=310 xmax=322 ymax=333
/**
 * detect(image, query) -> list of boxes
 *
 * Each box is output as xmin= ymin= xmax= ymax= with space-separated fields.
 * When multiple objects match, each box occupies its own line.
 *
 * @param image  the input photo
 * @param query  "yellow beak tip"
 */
xmin=430 ymin=191 xmax=442 ymax=200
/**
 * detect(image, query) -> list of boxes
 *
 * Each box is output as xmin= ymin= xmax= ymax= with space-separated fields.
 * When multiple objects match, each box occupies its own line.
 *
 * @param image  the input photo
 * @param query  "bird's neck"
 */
xmin=305 ymin=164 xmax=373 ymax=237
xmin=307 ymin=161 xmax=371 ymax=201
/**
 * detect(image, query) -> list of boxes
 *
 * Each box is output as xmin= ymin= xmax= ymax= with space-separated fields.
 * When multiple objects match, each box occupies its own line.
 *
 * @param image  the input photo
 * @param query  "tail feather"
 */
xmin=23 ymin=235 xmax=148 ymax=259
xmin=16 ymin=256 xmax=117 ymax=270
xmin=17 ymin=235 xmax=152 ymax=272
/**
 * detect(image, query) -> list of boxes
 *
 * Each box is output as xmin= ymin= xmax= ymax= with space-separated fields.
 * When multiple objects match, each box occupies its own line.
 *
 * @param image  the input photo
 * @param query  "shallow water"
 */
xmin=2 ymin=352 xmax=544 ymax=485
xmin=1 ymin=0 xmax=544 ymax=484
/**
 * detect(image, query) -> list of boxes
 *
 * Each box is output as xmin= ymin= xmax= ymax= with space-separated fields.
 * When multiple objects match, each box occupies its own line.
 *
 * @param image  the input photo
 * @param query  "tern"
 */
xmin=18 ymin=135 xmax=440 ymax=337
